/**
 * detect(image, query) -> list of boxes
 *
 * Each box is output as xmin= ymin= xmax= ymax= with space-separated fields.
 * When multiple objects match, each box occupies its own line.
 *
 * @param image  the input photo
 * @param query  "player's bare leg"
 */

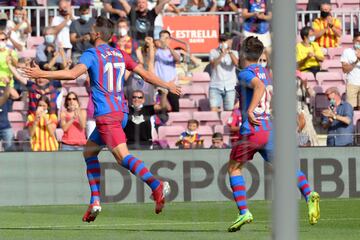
xmin=112 ymin=143 xmax=170 ymax=214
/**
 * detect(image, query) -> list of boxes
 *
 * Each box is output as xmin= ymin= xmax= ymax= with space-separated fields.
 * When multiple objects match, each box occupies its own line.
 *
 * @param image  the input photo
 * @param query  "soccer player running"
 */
xmin=227 ymin=36 xmax=320 ymax=232
xmin=24 ymin=16 xmax=180 ymax=222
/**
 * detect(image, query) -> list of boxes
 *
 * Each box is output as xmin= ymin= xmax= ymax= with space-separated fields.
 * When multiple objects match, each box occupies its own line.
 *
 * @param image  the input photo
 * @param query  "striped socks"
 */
xmin=85 ymin=156 xmax=101 ymax=204
xmin=122 ymin=154 xmax=160 ymax=191
xmin=297 ymin=170 xmax=311 ymax=202
xmin=230 ymin=175 xmax=248 ymax=215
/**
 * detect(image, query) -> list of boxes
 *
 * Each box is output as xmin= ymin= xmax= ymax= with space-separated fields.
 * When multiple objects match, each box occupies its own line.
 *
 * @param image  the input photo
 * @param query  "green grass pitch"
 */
xmin=0 ymin=199 xmax=359 ymax=240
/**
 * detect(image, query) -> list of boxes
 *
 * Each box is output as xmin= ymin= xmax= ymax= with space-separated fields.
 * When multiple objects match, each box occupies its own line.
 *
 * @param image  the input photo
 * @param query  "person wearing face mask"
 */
xmin=6 ymin=6 xmax=31 ymax=51
xmin=0 ymin=32 xmax=19 ymax=91
xmin=35 ymin=27 xmax=67 ymax=71
xmin=209 ymin=34 xmax=238 ymax=112
xmin=312 ymin=2 xmax=341 ymax=48
xmin=70 ymin=4 xmax=95 ymax=64
xmin=124 ymin=89 xmax=168 ymax=149
xmin=51 ymin=0 xmax=78 ymax=59
xmin=340 ymin=32 xmax=360 ymax=109
xmin=296 ymin=26 xmax=324 ymax=76
xmin=322 ymin=87 xmax=354 ymax=146
xmin=110 ymin=17 xmax=140 ymax=62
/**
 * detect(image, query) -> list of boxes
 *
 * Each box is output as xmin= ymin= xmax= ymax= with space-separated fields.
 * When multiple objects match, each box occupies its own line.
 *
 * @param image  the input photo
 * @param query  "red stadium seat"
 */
xmin=316 ymin=71 xmax=344 ymax=86
xmin=179 ymin=98 xmax=197 ymax=112
xmin=193 ymin=111 xmax=222 ymax=127
xmin=321 ymin=59 xmax=343 ymax=72
xmin=181 ymin=85 xmax=208 ymax=101
xmin=327 ymin=47 xmax=344 ymax=60
xmin=158 ymin=125 xmax=184 ymax=148
xmin=220 ymin=111 xmax=232 ymax=125
xmin=197 ymin=125 xmax=214 ymax=148
xmin=167 ymin=111 xmax=193 ymax=127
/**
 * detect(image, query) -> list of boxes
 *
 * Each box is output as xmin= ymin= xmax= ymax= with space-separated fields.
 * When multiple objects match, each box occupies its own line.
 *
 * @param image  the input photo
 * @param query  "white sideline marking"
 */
xmin=3 ymin=218 xmax=360 ymax=230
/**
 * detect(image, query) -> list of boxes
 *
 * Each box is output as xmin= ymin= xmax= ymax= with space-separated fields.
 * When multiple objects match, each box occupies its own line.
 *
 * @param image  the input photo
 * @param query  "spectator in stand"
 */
xmin=70 ymin=4 xmax=95 ymax=64
xmin=209 ymin=34 xmax=238 ymax=112
xmin=124 ymin=89 xmax=168 ymax=149
xmin=296 ymin=26 xmax=324 ymax=76
xmin=0 ymin=77 xmax=14 ymax=151
xmin=209 ymin=0 xmax=239 ymax=32
xmin=51 ymin=0 xmax=78 ymax=59
xmin=125 ymin=36 xmax=156 ymax=105
xmin=6 ymin=6 xmax=32 ymax=51
xmin=60 ymin=92 xmax=87 ymax=150
xmin=0 ymin=12 xmax=24 ymax=51
xmin=312 ymin=2 xmax=341 ymax=49
xmin=242 ymin=0 xmax=272 ymax=49
xmin=227 ymin=101 xmax=242 ymax=146
xmin=178 ymin=0 xmax=209 ymax=12
xmin=176 ymin=119 xmax=204 ymax=149
xmin=341 ymin=32 xmax=360 ymax=109
xmin=209 ymin=132 xmax=229 ymax=149
xmin=8 ymin=62 xmax=59 ymax=115
xmin=27 ymin=95 xmax=59 ymax=151
xmin=304 ymin=0 xmax=330 ymax=25
xmin=174 ymin=47 xmax=202 ymax=85
xmin=155 ymin=30 xmax=181 ymax=112
xmin=119 ymin=0 xmax=171 ymax=40
xmin=110 ymin=17 xmax=140 ymax=62
xmin=307 ymin=0 xmax=330 ymax=10
xmin=297 ymin=112 xmax=311 ymax=147
xmin=0 ymin=31 xmax=18 ymax=89
xmin=71 ymin=0 xmax=93 ymax=5
xmin=258 ymin=48 xmax=272 ymax=77
xmin=322 ymin=87 xmax=354 ymax=147
xmin=296 ymin=70 xmax=318 ymax=146
xmin=103 ymin=0 xmax=135 ymax=22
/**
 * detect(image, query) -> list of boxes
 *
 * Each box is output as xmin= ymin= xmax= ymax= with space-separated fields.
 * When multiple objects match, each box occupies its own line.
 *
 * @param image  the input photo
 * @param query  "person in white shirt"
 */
xmin=209 ymin=34 xmax=238 ymax=112
xmin=7 ymin=6 xmax=32 ymax=51
xmin=51 ymin=0 xmax=77 ymax=60
xmin=341 ymin=31 xmax=360 ymax=109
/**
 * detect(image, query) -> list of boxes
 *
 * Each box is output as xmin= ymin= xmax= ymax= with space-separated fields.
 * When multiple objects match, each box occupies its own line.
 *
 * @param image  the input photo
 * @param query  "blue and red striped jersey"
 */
xmin=236 ymin=64 xmax=273 ymax=135
xmin=79 ymin=44 xmax=138 ymax=117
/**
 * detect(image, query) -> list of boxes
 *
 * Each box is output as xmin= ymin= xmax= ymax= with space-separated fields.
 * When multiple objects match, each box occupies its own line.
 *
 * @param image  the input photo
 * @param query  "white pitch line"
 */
xmin=3 ymin=217 xmax=360 ymax=230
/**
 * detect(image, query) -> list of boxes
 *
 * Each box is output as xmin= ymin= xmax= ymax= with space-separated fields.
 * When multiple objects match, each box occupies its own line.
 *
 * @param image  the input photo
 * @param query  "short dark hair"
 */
xmin=241 ymin=36 xmax=264 ymax=61
xmin=79 ymin=3 xmax=90 ymax=12
xmin=159 ymin=30 xmax=171 ymax=38
xmin=187 ymin=119 xmax=199 ymax=127
xmin=95 ymin=16 xmax=114 ymax=42
xmin=14 ymin=6 xmax=23 ymax=12
xmin=353 ymin=31 xmax=360 ymax=39
xmin=219 ymin=33 xmax=230 ymax=42
xmin=300 ymin=26 xmax=312 ymax=40
xmin=212 ymin=132 xmax=223 ymax=140
xmin=117 ymin=17 xmax=129 ymax=26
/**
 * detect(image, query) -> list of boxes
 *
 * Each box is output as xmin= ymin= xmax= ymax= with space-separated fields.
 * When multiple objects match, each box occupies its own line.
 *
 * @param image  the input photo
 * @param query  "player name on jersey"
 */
xmin=100 ymin=50 xmax=124 ymax=59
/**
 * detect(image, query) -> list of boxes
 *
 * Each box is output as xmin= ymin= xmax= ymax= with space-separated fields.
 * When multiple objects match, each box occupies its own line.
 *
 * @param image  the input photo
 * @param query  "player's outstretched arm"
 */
xmin=134 ymin=65 xmax=181 ymax=96
xmin=23 ymin=63 xmax=88 ymax=81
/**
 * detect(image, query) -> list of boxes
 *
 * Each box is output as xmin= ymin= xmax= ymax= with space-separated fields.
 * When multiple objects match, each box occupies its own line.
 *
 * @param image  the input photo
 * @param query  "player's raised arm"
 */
xmin=22 ymin=62 xmax=88 ymax=81
xmin=133 ymin=64 xmax=181 ymax=96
